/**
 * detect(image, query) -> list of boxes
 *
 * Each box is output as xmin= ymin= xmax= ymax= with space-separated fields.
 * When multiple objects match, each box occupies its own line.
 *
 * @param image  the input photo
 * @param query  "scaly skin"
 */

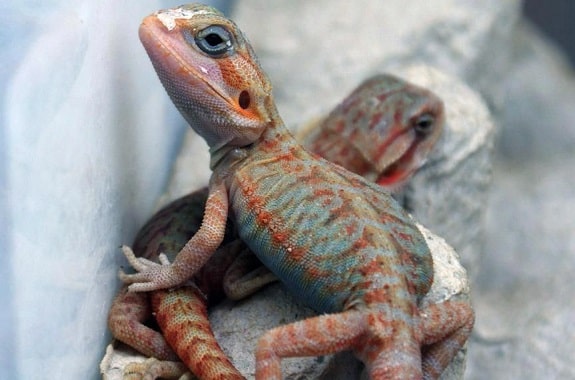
xmin=108 ymin=72 xmax=444 ymax=379
xmin=109 ymin=190 xmax=248 ymax=379
xmin=119 ymin=4 xmax=473 ymax=379
xmin=302 ymin=74 xmax=444 ymax=190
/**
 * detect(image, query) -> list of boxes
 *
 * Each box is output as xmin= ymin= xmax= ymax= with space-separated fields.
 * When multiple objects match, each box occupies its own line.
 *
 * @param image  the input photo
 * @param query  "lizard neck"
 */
xmin=209 ymin=100 xmax=298 ymax=170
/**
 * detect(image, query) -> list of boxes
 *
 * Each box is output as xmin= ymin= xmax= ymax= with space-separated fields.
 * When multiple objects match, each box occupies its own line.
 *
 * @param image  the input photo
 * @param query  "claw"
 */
xmin=158 ymin=253 xmax=171 ymax=265
xmin=119 ymin=245 xmax=164 ymax=288
xmin=118 ymin=245 xmax=184 ymax=292
xmin=122 ymin=245 xmax=151 ymax=271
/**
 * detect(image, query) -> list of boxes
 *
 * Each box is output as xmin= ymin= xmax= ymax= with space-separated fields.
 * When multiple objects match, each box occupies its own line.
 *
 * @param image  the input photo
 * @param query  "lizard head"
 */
xmin=139 ymin=4 xmax=274 ymax=151
xmin=321 ymin=74 xmax=444 ymax=189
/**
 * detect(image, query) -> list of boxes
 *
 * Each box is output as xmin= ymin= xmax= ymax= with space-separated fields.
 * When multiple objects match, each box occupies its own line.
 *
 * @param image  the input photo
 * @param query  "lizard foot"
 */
xmin=123 ymin=357 xmax=191 ymax=380
xmin=119 ymin=245 xmax=183 ymax=292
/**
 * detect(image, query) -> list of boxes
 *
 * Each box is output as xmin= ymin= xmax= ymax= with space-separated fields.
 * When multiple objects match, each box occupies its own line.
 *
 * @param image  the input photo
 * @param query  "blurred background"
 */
xmin=525 ymin=0 xmax=575 ymax=65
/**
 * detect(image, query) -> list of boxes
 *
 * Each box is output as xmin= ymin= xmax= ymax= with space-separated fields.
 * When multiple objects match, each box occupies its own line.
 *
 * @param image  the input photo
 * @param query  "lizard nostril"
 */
xmin=239 ymin=90 xmax=251 ymax=109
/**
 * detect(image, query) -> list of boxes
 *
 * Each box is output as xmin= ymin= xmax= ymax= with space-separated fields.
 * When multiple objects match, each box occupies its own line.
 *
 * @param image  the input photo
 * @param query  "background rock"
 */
xmin=389 ymin=66 xmax=494 ymax=278
xmin=232 ymin=0 xmax=520 ymax=126
xmin=468 ymin=19 xmax=575 ymax=379
xmin=231 ymin=1 xmax=575 ymax=379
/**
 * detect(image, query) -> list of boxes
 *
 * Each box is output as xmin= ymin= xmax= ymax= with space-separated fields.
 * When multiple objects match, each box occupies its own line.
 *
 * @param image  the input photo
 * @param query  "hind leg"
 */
xmin=255 ymin=308 xmax=424 ymax=380
xmin=255 ymin=310 xmax=365 ymax=380
xmin=420 ymin=300 xmax=475 ymax=379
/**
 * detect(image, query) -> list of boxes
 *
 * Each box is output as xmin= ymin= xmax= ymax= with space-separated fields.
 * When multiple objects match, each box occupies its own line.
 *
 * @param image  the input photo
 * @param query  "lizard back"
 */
xmin=228 ymin=129 xmax=433 ymax=314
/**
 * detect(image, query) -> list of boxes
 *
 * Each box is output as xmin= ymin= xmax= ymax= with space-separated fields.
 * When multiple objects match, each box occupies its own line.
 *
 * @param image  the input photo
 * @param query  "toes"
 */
xmin=158 ymin=253 xmax=171 ymax=266
xmin=128 ymin=282 xmax=158 ymax=292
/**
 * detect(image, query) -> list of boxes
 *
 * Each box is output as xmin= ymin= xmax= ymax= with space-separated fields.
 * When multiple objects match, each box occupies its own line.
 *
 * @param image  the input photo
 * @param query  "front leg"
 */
xmin=121 ymin=181 xmax=229 ymax=292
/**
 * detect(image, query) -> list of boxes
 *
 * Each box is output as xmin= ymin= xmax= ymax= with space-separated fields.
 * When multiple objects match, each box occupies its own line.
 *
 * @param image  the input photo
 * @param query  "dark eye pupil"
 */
xmin=414 ymin=114 xmax=434 ymax=135
xmin=205 ymin=33 xmax=224 ymax=47
xmin=418 ymin=120 xmax=431 ymax=129
xmin=194 ymin=25 xmax=233 ymax=56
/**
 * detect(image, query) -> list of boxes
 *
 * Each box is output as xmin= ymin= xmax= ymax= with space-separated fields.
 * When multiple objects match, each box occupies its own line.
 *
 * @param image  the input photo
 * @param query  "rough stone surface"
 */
xmin=496 ymin=21 xmax=575 ymax=162
xmin=468 ymin=159 xmax=575 ymax=379
xmin=232 ymin=0 xmax=520 ymax=127
xmin=467 ymin=20 xmax=575 ymax=380
xmin=388 ymin=66 xmax=494 ymax=278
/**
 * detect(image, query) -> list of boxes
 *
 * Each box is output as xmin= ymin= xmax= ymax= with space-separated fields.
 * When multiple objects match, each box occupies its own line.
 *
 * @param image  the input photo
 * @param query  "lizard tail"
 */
xmin=152 ymin=286 xmax=246 ymax=380
xmin=107 ymin=285 xmax=178 ymax=361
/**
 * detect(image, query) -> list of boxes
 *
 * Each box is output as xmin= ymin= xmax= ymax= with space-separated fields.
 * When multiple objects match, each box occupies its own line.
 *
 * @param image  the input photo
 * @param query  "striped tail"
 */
xmin=152 ymin=286 xmax=246 ymax=380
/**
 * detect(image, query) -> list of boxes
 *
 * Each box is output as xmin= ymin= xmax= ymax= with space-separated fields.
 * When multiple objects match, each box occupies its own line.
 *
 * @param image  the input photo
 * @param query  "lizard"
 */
xmin=299 ymin=73 xmax=443 ymax=191
xmin=108 ymin=71 xmax=445 ymax=379
xmin=118 ymin=4 xmax=473 ymax=379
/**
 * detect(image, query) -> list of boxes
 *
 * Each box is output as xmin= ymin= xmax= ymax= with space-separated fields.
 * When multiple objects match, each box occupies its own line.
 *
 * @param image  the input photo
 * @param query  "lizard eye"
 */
xmin=195 ymin=25 xmax=234 ymax=57
xmin=413 ymin=113 xmax=435 ymax=136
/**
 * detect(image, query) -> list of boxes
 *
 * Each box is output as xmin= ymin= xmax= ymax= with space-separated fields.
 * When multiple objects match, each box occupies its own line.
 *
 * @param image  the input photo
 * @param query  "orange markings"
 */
xmin=287 ymin=246 xmax=306 ymax=262
xmin=313 ymin=188 xmax=335 ymax=198
xmin=353 ymin=237 xmax=368 ymax=250
xmin=261 ymin=137 xmax=279 ymax=150
xmin=333 ymin=119 xmax=346 ymax=133
xmin=345 ymin=223 xmax=357 ymax=236
xmin=397 ymin=232 xmax=413 ymax=243
xmin=272 ymin=230 xmax=288 ymax=244
xmin=256 ymin=209 xmax=272 ymax=225
xmin=175 ymin=65 xmax=188 ymax=78
xmin=364 ymin=288 xmax=392 ymax=306
xmin=369 ymin=112 xmax=383 ymax=131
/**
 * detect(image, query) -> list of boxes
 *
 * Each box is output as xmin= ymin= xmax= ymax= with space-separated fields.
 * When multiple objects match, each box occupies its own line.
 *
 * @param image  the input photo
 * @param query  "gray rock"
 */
xmin=469 ymin=159 xmax=575 ymax=379
xmin=495 ymin=20 xmax=575 ymax=162
xmin=232 ymin=0 xmax=520 ymax=128
xmin=466 ymin=14 xmax=575 ymax=380
xmin=388 ymin=66 xmax=494 ymax=278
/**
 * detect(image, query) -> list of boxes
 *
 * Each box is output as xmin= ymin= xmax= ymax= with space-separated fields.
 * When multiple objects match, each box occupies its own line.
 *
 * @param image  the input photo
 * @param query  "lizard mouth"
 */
xmin=371 ymin=128 xmax=421 ymax=188
xmin=376 ymin=141 xmax=419 ymax=187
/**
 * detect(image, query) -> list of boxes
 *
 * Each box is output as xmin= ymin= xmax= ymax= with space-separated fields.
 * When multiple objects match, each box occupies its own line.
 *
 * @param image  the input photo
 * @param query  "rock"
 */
xmin=466 ymin=15 xmax=575 ymax=380
xmin=469 ymin=158 xmax=575 ymax=379
xmin=495 ymin=21 xmax=575 ymax=162
xmin=232 ymin=0 xmax=520 ymax=128
xmin=389 ymin=66 xmax=494 ymax=278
